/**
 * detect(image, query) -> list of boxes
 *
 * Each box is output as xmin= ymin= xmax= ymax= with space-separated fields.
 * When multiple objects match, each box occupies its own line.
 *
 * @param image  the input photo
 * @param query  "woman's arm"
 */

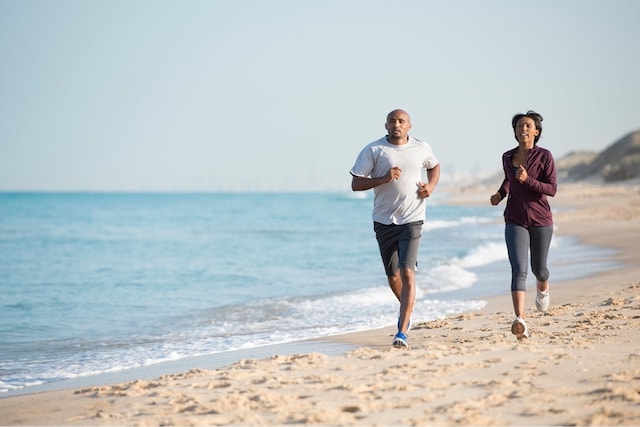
xmin=523 ymin=153 xmax=557 ymax=197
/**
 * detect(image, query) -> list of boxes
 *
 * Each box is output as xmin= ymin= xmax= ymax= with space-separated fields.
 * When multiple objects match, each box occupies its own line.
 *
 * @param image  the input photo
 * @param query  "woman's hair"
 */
xmin=512 ymin=110 xmax=543 ymax=144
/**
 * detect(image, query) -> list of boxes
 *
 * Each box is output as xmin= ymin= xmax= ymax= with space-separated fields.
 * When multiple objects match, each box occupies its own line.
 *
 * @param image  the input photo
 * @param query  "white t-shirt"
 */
xmin=350 ymin=136 xmax=439 ymax=225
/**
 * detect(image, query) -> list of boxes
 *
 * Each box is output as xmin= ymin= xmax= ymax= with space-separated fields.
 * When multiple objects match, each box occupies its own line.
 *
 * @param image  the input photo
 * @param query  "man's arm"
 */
xmin=351 ymin=167 xmax=401 ymax=191
xmin=417 ymin=164 xmax=440 ymax=198
xmin=426 ymin=164 xmax=440 ymax=190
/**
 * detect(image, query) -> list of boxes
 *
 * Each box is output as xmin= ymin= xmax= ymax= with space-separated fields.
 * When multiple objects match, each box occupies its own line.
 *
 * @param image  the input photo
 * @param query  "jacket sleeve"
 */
xmin=497 ymin=155 xmax=510 ymax=200
xmin=497 ymin=177 xmax=509 ymax=200
xmin=523 ymin=151 xmax=557 ymax=197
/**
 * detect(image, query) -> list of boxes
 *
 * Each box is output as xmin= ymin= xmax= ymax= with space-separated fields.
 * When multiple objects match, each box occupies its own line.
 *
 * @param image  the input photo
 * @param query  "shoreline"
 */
xmin=0 ymin=184 xmax=623 ymax=399
xmin=0 ymin=340 xmax=357 ymax=399
xmin=1 ymin=181 xmax=638 ymax=426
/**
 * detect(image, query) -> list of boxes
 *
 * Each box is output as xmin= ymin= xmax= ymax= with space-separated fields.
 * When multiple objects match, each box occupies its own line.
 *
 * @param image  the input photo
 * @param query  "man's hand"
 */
xmin=351 ymin=166 xmax=402 ymax=192
xmin=416 ymin=182 xmax=433 ymax=199
xmin=490 ymin=193 xmax=502 ymax=206
xmin=387 ymin=166 xmax=402 ymax=182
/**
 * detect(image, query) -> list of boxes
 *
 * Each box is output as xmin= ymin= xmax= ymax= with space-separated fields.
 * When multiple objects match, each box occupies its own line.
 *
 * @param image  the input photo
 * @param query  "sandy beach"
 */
xmin=1 ymin=181 xmax=638 ymax=426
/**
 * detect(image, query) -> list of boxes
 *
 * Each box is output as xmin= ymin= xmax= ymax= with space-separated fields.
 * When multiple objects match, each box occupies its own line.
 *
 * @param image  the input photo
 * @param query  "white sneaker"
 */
xmin=511 ymin=317 xmax=529 ymax=340
xmin=535 ymin=290 xmax=550 ymax=312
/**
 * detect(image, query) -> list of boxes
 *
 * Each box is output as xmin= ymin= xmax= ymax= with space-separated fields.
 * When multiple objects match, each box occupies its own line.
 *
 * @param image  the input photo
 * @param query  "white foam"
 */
xmin=457 ymin=242 xmax=507 ymax=268
xmin=420 ymin=264 xmax=478 ymax=293
xmin=423 ymin=216 xmax=495 ymax=231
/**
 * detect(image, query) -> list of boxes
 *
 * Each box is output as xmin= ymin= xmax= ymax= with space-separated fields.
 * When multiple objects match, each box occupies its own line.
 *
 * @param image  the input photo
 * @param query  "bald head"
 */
xmin=386 ymin=109 xmax=411 ymax=123
xmin=385 ymin=109 xmax=412 ymax=144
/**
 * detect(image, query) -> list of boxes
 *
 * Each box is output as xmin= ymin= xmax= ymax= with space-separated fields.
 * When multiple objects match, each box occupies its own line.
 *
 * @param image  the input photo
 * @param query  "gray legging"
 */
xmin=505 ymin=223 xmax=553 ymax=292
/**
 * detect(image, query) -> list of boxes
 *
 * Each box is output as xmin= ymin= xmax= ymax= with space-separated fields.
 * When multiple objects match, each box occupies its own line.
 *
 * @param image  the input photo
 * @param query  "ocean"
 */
xmin=0 ymin=192 xmax=618 ymax=395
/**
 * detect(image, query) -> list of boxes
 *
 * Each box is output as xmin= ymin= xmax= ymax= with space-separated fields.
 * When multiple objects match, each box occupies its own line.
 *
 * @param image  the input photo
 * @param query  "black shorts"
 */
xmin=373 ymin=221 xmax=423 ymax=277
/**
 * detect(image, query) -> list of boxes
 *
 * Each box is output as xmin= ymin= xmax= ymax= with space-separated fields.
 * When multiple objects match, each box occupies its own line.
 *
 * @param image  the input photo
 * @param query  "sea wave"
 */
xmin=0 ymin=286 xmax=485 ymax=394
xmin=417 ymin=241 xmax=507 ymax=294
xmin=423 ymin=216 xmax=495 ymax=231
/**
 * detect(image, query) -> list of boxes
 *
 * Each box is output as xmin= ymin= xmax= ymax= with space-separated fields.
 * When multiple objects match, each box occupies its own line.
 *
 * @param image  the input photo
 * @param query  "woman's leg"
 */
xmin=511 ymin=291 xmax=526 ymax=318
xmin=530 ymin=225 xmax=553 ymax=286
xmin=531 ymin=225 xmax=553 ymax=311
xmin=505 ymin=224 xmax=529 ymax=318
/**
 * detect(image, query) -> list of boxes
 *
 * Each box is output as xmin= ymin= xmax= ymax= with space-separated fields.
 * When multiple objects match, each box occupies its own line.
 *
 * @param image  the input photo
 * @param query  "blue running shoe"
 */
xmin=392 ymin=332 xmax=409 ymax=348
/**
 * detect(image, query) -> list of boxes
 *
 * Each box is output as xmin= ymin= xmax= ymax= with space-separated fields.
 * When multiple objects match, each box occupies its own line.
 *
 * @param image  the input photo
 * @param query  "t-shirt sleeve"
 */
xmin=422 ymin=144 xmax=439 ymax=170
xmin=350 ymin=146 xmax=375 ymax=177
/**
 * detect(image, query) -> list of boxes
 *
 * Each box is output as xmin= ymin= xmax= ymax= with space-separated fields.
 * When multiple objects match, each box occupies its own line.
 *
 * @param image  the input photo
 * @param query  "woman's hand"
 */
xmin=516 ymin=165 xmax=528 ymax=183
xmin=490 ymin=193 xmax=502 ymax=206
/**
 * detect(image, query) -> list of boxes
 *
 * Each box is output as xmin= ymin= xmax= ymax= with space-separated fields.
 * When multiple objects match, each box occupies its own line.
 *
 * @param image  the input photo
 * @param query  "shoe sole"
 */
xmin=511 ymin=320 xmax=527 ymax=340
xmin=392 ymin=337 xmax=409 ymax=349
xmin=393 ymin=340 xmax=408 ymax=349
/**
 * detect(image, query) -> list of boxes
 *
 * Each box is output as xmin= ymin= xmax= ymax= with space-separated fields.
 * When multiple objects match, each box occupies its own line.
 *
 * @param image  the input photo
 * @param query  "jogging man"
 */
xmin=350 ymin=109 xmax=440 ymax=348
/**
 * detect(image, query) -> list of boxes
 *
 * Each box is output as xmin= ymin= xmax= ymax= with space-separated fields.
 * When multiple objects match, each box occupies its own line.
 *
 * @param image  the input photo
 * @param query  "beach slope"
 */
xmin=1 ymin=182 xmax=638 ymax=426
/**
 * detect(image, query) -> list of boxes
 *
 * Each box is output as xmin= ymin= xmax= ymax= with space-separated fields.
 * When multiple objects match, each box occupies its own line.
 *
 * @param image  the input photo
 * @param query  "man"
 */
xmin=350 ymin=109 xmax=440 ymax=348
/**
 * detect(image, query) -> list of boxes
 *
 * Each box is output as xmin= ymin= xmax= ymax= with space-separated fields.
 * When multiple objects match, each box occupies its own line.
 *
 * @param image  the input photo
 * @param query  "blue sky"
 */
xmin=1 ymin=0 xmax=638 ymax=191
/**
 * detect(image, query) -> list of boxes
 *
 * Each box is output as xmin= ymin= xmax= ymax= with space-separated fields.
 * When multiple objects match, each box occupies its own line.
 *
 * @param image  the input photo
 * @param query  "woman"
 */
xmin=490 ymin=110 xmax=557 ymax=340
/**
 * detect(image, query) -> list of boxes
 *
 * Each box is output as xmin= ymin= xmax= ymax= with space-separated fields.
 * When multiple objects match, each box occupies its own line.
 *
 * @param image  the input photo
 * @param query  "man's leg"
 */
xmin=397 ymin=267 xmax=415 ymax=333
xmin=387 ymin=272 xmax=402 ymax=301
xmin=395 ymin=222 xmax=422 ymax=333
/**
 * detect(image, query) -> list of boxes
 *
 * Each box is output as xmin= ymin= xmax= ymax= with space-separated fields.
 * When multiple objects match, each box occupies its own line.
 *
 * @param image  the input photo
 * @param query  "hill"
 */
xmin=560 ymin=129 xmax=640 ymax=182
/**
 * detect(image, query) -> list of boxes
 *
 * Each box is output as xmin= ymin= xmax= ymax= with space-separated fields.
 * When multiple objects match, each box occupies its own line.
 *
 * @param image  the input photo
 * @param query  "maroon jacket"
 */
xmin=496 ymin=145 xmax=557 ymax=227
